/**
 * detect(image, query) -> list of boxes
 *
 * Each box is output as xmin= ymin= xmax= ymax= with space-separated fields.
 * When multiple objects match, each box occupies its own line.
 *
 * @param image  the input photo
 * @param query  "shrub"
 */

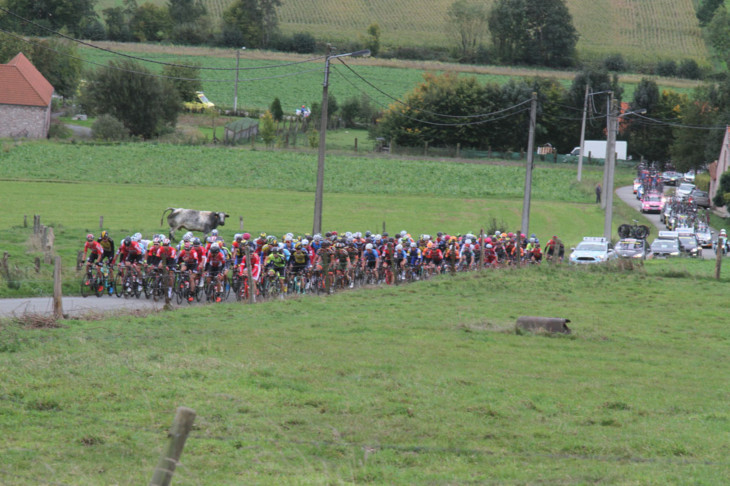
xmin=47 ymin=120 xmax=71 ymax=139
xmin=655 ymin=60 xmax=677 ymax=77
xmin=92 ymin=114 xmax=130 ymax=141
xmin=603 ymin=53 xmax=627 ymax=72
xmin=677 ymin=59 xmax=702 ymax=80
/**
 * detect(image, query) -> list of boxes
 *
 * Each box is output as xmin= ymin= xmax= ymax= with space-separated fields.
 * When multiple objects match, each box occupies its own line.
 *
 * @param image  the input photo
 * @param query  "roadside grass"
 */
xmin=1 ymin=264 xmax=729 ymax=484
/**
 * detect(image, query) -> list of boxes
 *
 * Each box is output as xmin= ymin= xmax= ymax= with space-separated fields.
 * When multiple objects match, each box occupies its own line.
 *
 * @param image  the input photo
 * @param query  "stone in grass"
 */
xmin=515 ymin=316 xmax=571 ymax=334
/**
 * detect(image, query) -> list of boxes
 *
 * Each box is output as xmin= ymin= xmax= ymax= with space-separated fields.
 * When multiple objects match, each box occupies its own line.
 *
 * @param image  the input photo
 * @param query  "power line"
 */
xmin=0 ymin=6 xmax=325 ymax=71
xmin=335 ymin=58 xmax=533 ymax=120
xmin=0 ymin=28 xmax=323 ymax=83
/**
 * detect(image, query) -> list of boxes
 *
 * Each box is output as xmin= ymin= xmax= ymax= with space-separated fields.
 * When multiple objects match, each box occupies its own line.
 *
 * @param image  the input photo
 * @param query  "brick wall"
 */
xmin=0 ymin=104 xmax=50 ymax=139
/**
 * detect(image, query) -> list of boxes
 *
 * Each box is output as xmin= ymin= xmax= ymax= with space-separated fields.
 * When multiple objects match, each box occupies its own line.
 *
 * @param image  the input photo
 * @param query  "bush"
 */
xmin=92 ymin=114 xmax=130 ymax=141
xmin=290 ymin=32 xmax=316 ymax=54
xmin=677 ymin=59 xmax=702 ymax=80
xmin=655 ymin=60 xmax=677 ymax=77
xmin=603 ymin=53 xmax=627 ymax=72
xmin=47 ymin=120 xmax=71 ymax=139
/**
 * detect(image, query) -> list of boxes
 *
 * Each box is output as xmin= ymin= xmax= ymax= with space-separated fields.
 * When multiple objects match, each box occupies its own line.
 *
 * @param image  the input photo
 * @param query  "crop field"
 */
xmin=94 ymin=0 xmax=708 ymax=66
xmin=2 ymin=260 xmax=730 ymax=483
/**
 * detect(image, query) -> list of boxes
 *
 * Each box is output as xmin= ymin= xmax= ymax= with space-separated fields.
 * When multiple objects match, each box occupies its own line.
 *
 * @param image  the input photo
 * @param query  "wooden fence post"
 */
xmin=456 ymin=143 xmax=461 ymax=158
xmin=424 ymin=141 xmax=428 ymax=156
xmin=239 ymin=216 xmax=243 ymax=231
xmin=354 ymin=137 xmax=358 ymax=152
xmin=149 ymin=406 xmax=196 ymax=486
xmin=34 ymin=257 xmax=40 ymax=273
xmin=76 ymin=251 xmax=84 ymax=271
xmin=382 ymin=221 xmax=386 ymax=235
xmin=715 ymin=238 xmax=723 ymax=280
xmin=53 ymin=256 xmax=63 ymax=320
xmin=99 ymin=216 xmax=104 ymax=230
xmin=24 ymin=215 xmax=27 ymax=228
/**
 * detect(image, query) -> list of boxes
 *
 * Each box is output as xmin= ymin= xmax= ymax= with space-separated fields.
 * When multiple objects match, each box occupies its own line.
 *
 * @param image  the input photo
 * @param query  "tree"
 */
xmin=363 ymin=23 xmax=381 ymax=57
xmin=131 ymin=2 xmax=171 ymax=42
xmin=259 ymin=110 xmax=276 ymax=146
xmin=565 ymin=69 xmax=624 ymax=143
xmin=103 ymin=0 xmax=138 ymax=42
xmin=626 ymin=80 xmax=677 ymax=162
xmin=708 ymin=7 xmax=730 ymax=62
xmin=446 ymin=0 xmax=489 ymax=62
xmin=222 ymin=0 xmax=281 ymax=48
xmin=27 ymin=38 xmax=82 ymax=99
xmin=162 ymin=61 xmax=202 ymax=102
xmin=81 ymin=59 xmax=180 ymax=139
xmin=167 ymin=0 xmax=210 ymax=44
xmin=269 ymin=98 xmax=283 ymax=122
xmin=4 ymin=0 xmax=98 ymax=38
xmin=697 ymin=0 xmax=724 ymax=26
xmin=713 ymin=172 xmax=730 ymax=207
xmin=489 ymin=0 xmax=578 ymax=67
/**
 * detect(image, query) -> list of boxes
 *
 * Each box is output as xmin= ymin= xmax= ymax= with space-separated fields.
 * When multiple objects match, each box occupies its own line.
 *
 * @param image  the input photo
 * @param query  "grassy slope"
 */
xmin=94 ymin=0 xmax=708 ymax=65
xmin=77 ymin=43 xmax=702 ymax=113
xmin=2 ymin=263 xmax=729 ymax=484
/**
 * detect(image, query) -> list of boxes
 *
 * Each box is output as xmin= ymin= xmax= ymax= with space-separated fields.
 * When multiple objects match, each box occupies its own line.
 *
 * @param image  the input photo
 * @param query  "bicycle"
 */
xmin=618 ymin=219 xmax=650 ymax=240
xmin=80 ymin=263 xmax=103 ymax=298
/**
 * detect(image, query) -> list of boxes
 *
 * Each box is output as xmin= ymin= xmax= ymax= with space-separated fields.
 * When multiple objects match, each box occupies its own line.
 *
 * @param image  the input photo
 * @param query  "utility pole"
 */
xmin=603 ymin=96 xmax=618 ymax=241
xmin=601 ymin=92 xmax=612 ymax=209
xmin=577 ymin=84 xmax=589 ymax=182
xmin=312 ymin=44 xmax=332 ymax=235
xmin=312 ymin=46 xmax=370 ymax=235
xmin=233 ymin=47 xmax=245 ymax=114
xmin=521 ymin=92 xmax=538 ymax=237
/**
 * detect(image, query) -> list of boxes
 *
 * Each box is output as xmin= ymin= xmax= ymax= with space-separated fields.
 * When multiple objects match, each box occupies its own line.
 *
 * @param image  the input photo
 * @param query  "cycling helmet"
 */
xmin=210 ymin=244 xmax=220 ymax=253
xmin=437 ymin=232 xmax=444 ymax=237
xmin=365 ymin=231 xmax=372 ymax=237
xmin=295 ymin=242 xmax=302 ymax=249
xmin=259 ymin=232 xmax=267 ymax=239
xmin=529 ymin=238 xmax=535 ymax=243
xmin=193 ymin=237 xmax=201 ymax=246
xmin=313 ymin=234 xmax=322 ymax=241
xmin=133 ymin=232 xmax=142 ymax=242
xmin=153 ymin=238 xmax=160 ymax=245
xmin=183 ymin=231 xmax=193 ymax=241
xmin=410 ymin=242 xmax=417 ymax=248
xmin=243 ymin=233 xmax=251 ymax=240
xmin=336 ymin=242 xmax=345 ymax=248
xmin=100 ymin=231 xmax=108 ymax=239
xmin=162 ymin=238 xmax=170 ymax=246
xmin=722 ymin=229 xmax=727 ymax=236
xmin=184 ymin=241 xmax=192 ymax=249
xmin=86 ymin=233 xmax=94 ymax=241
xmin=124 ymin=237 xmax=132 ymax=246
xmin=396 ymin=244 xmax=403 ymax=251
xmin=211 ymin=229 xmax=218 ymax=236
xmin=465 ymin=239 xmax=472 ymax=245
xmin=301 ymin=238 xmax=309 ymax=246
xmin=486 ymin=244 xmax=493 ymax=249
xmin=365 ymin=243 xmax=374 ymax=250
xmin=234 ymin=233 xmax=242 ymax=241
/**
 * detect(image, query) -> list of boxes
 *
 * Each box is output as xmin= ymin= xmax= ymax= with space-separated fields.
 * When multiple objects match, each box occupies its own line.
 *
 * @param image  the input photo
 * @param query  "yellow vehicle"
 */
xmin=183 ymin=91 xmax=215 ymax=112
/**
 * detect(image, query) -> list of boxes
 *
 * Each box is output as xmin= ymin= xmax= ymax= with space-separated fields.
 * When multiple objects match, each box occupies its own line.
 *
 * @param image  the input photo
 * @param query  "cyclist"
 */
xmin=264 ymin=247 xmax=288 ymax=294
xmin=115 ymin=237 xmax=144 ymax=290
xmin=333 ymin=242 xmax=351 ymax=287
xmin=156 ymin=238 xmax=177 ymax=299
xmin=97 ymin=231 xmax=115 ymax=267
xmin=82 ymin=234 xmax=104 ymax=290
xmin=177 ymin=240 xmax=204 ymax=302
xmin=459 ymin=239 xmax=475 ymax=269
xmin=205 ymin=243 xmax=229 ymax=302
xmin=361 ymin=242 xmax=380 ymax=281
xmin=545 ymin=235 xmax=565 ymax=263
xmin=289 ymin=242 xmax=310 ymax=277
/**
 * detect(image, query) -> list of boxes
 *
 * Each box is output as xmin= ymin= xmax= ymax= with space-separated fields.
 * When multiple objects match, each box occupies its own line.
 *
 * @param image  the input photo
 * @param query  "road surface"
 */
xmin=0 ymin=295 xmax=167 ymax=319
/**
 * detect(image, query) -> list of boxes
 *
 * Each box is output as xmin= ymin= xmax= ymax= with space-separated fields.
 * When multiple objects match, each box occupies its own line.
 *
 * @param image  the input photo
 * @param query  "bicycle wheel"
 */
xmin=93 ymin=276 xmax=104 ymax=297
xmin=205 ymin=281 xmax=216 ymax=302
xmin=617 ymin=224 xmax=631 ymax=239
xmin=114 ymin=273 xmax=124 ymax=298
xmin=634 ymin=225 xmax=650 ymax=239
xmin=143 ymin=275 xmax=155 ymax=299
xmin=80 ymin=274 xmax=92 ymax=298
xmin=223 ymin=275 xmax=231 ymax=300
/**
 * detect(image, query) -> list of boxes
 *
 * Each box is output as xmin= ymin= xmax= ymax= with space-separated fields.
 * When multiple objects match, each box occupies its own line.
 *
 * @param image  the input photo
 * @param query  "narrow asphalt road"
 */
xmin=0 ymin=295 xmax=167 ymax=319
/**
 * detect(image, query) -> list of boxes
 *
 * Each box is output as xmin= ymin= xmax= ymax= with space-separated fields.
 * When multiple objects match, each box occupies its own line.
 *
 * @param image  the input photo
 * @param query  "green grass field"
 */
xmin=2 ymin=262 xmax=729 ymax=484
xmin=94 ymin=0 xmax=708 ymax=67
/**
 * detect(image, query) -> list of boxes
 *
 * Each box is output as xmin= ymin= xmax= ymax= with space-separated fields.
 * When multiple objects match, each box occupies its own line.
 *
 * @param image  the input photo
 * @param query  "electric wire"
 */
xmin=0 ymin=6 xmax=325 ymax=71
xmin=0 ymin=27 xmax=323 ymax=83
xmin=335 ymin=58 xmax=533 ymax=119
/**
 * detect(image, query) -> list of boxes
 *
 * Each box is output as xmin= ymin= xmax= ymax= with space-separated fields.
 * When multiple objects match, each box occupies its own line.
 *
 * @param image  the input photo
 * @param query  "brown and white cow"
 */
xmin=160 ymin=207 xmax=230 ymax=240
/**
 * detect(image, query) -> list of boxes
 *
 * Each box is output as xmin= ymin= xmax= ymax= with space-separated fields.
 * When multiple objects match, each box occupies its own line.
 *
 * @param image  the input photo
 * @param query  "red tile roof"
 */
xmin=0 ymin=52 xmax=54 ymax=107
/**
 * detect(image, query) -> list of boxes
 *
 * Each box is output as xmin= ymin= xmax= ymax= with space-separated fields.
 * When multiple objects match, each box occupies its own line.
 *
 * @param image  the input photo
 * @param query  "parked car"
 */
xmin=662 ymin=171 xmax=682 ymax=185
xmin=640 ymin=192 xmax=663 ymax=213
xmin=676 ymin=183 xmax=695 ymax=199
xmin=683 ymin=170 xmax=696 ymax=183
xmin=649 ymin=238 xmax=681 ymax=259
xmin=183 ymin=91 xmax=215 ymax=112
xmin=688 ymin=189 xmax=710 ymax=208
xmin=569 ymin=237 xmax=617 ymax=264
xmin=615 ymin=238 xmax=647 ymax=260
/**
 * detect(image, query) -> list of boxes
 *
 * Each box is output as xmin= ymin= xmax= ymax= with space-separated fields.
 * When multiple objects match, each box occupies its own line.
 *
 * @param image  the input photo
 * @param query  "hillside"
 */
xmin=94 ymin=0 xmax=709 ymax=65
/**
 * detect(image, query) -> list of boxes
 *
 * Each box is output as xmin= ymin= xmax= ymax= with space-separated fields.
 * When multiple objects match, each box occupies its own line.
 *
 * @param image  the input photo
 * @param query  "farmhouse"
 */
xmin=0 ymin=52 xmax=54 ymax=139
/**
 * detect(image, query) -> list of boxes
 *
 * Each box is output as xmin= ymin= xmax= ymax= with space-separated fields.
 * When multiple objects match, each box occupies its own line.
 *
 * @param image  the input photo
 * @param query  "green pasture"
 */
xmin=76 ymin=44 xmax=699 ymax=115
xmin=2 ymin=262 xmax=729 ymax=484
xmin=93 ymin=0 xmax=708 ymax=67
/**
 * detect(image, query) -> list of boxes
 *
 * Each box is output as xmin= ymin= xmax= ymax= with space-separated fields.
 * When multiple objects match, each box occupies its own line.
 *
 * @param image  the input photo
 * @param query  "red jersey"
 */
xmin=84 ymin=240 xmax=103 ymax=255
xmin=118 ymin=241 xmax=143 ymax=258
xmin=157 ymin=246 xmax=177 ymax=263
xmin=207 ymin=252 xmax=227 ymax=268
xmin=238 ymin=253 xmax=261 ymax=280
xmin=178 ymin=247 xmax=203 ymax=265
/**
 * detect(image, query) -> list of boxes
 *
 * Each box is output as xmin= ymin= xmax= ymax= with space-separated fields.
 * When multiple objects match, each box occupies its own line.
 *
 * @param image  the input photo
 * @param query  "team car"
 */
xmin=640 ymin=192 xmax=663 ymax=213
xmin=615 ymin=238 xmax=647 ymax=260
xmin=569 ymin=237 xmax=617 ymax=265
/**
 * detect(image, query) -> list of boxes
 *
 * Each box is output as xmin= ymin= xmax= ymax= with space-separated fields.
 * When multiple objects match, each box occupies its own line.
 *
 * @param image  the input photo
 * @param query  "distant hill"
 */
xmin=96 ymin=0 xmax=708 ymax=65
